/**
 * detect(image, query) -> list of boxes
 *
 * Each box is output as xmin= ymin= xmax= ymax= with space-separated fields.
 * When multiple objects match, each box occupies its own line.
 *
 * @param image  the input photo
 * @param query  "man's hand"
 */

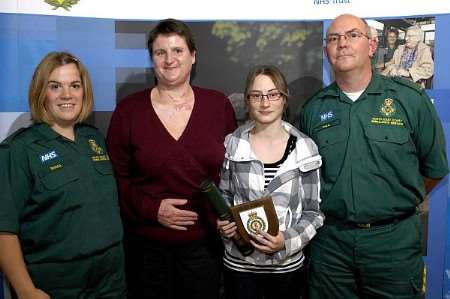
xmin=157 ymin=198 xmax=198 ymax=231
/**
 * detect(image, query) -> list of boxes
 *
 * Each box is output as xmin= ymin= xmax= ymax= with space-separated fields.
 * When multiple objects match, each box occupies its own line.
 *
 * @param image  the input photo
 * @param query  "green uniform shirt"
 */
xmin=0 ymin=123 xmax=123 ymax=264
xmin=301 ymin=74 xmax=449 ymax=223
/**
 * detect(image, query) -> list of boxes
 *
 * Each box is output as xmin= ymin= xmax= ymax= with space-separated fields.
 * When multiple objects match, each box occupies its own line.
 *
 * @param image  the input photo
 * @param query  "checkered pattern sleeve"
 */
xmin=281 ymin=167 xmax=324 ymax=259
xmin=219 ymin=158 xmax=234 ymax=206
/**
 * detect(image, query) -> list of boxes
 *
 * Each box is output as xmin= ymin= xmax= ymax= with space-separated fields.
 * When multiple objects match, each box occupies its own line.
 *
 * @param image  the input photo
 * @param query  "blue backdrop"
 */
xmin=1 ymin=12 xmax=450 ymax=299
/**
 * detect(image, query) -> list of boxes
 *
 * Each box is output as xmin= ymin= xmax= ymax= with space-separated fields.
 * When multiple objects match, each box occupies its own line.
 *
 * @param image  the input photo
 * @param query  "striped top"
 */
xmin=224 ymin=249 xmax=304 ymax=273
xmin=224 ymin=135 xmax=301 ymax=273
xmin=263 ymin=135 xmax=297 ymax=189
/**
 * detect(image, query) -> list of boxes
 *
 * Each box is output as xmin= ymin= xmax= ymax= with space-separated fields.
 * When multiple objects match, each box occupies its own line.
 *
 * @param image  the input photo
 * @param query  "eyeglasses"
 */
xmin=247 ymin=92 xmax=283 ymax=102
xmin=325 ymin=30 xmax=369 ymax=45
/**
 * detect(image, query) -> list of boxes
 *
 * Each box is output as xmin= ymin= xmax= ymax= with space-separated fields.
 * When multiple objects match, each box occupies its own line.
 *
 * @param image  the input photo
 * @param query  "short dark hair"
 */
xmin=147 ymin=19 xmax=197 ymax=59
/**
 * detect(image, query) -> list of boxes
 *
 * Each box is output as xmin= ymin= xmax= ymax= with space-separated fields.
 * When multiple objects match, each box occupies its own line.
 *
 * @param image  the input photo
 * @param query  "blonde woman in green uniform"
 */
xmin=0 ymin=52 xmax=126 ymax=299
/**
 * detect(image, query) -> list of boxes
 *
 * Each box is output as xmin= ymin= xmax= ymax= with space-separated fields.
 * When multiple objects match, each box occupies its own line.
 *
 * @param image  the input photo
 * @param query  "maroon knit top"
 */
xmin=107 ymin=86 xmax=237 ymax=242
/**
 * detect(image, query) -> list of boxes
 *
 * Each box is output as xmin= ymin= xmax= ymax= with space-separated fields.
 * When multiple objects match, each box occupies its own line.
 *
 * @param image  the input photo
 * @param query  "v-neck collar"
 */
xmin=148 ymin=86 xmax=198 ymax=143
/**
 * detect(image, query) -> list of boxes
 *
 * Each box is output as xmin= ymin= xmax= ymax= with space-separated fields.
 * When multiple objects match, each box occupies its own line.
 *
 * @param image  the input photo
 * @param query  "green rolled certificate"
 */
xmin=200 ymin=179 xmax=254 ymax=256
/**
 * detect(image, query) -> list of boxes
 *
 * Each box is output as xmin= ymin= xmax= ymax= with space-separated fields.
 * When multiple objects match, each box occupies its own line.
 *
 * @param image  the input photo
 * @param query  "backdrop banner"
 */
xmin=1 ymin=1 xmax=449 ymax=299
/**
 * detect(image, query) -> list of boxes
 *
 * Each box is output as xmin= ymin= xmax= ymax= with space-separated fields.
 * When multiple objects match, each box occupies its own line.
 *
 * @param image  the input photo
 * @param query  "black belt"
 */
xmin=325 ymin=209 xmax=417 ymax=229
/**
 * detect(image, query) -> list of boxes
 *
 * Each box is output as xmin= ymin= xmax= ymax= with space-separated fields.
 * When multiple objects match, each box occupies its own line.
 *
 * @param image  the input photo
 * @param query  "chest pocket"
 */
xmin=364 ymin=125 xmax=416 ymax=173
xmin=314 ymin=124 xmax=347 ymax=182
xmin=315 ymin=125 xmax=347 ymax=149
xmin=92 ymin=160 xmax=114 ymax=175
xmin=39 ymin=162 xmax=79 ymax=190
xmin=364 ymin=125 xmax=409 ymax=144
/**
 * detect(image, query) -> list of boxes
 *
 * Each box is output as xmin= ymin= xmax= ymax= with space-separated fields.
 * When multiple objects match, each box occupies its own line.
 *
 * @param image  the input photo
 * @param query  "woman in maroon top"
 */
xmin=107 ymin=19 xmax=236 ymax=299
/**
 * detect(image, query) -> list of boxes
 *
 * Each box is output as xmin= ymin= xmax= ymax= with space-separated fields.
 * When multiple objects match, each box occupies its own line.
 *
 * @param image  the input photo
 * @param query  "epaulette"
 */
xmin=391 ymin=77 xmax=423 ymax=94
xmin=80 ymin=122 xmax=99 ymax=130
xmin=0 ymin=126 xmax=34 ymax=146
xmin=303 ymin=83 xmax=338 ymax=108
xmin=77 ymin=123 xmax=101 ymax=137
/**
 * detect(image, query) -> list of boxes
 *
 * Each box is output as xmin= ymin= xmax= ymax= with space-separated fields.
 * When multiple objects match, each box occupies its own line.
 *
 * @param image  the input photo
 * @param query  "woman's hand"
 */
xmin=250 ymin=230 xmax=285 ymax=254
xmin=216 ymin=219 xmax=237 ymax=238
xmin=157 ymin=198 xmax=198 ymax=231
xmin=18 ymin=288 xmax=51 ymax=299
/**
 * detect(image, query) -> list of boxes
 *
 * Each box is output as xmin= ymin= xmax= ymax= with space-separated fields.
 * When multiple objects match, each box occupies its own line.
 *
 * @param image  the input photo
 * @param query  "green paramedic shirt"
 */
xmin=0 ymin=123 xmax=123 ymax=264
xmin=301 ymin=74 xmax=449 ymax=223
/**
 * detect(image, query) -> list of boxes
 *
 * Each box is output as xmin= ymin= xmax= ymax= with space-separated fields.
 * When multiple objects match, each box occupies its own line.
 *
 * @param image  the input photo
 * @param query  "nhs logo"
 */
xmin=320 ymin=111 xmax=334 ymax=122
xmin=40 ymin=150 xmax=58 ymax=163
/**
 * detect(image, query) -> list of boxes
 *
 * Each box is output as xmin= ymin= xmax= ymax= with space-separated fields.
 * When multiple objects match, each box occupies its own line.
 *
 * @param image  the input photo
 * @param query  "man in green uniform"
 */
xmin=301 ymin=14 xmax=448 ymax=299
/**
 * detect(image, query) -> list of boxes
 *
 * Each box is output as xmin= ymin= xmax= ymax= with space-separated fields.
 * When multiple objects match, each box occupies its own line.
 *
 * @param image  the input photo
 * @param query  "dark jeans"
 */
xmin=125 ymin=235 xmax=222 ymax=299
xmin=223 ymin=266 xmax=307 ymax=299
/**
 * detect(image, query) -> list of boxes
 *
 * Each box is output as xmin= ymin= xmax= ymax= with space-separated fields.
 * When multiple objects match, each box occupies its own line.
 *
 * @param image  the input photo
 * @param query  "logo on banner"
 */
xmin=44 ymin=0 xmax=80 ymax=11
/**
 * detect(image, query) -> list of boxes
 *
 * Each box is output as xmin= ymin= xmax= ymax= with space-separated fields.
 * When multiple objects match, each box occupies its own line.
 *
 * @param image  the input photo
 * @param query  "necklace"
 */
xmin=153 ymin=87 xmax=194 ymax=118
xmin=168 ymin=93 xmax=192 ymax=111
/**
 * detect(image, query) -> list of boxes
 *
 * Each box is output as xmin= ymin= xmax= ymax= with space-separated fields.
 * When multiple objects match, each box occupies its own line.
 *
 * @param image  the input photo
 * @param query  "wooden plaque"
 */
xmin=230 ymin=196 xmax=279 ymax=244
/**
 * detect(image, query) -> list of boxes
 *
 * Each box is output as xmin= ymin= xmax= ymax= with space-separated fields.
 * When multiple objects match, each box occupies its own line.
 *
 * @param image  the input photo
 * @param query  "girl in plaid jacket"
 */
xmin=218 ymin=65 xmax=324 ymax=299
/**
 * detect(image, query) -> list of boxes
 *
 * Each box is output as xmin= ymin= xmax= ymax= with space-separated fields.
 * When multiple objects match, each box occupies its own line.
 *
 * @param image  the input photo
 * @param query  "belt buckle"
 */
xmin=357 ymin=223 xmax=371 ymax=228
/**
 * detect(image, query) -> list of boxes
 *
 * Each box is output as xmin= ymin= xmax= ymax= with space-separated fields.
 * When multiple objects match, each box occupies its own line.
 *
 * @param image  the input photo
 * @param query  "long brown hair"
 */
xmin=244 ymin=65 xmax=289 ymax=106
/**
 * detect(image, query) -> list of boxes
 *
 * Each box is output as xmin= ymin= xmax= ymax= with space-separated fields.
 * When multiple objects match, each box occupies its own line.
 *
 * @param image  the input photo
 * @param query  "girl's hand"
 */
xmin=250 ymin=230 xmax=285 ymax=254
xmin=217 ymin=219 xmax=237 ymax=238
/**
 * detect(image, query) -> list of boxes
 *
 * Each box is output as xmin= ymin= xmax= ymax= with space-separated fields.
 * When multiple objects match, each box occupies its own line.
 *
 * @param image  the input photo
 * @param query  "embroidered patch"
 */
xmin=380 ymin=98 xmax=396 ymax=117
xmin=88 ymin=139 xmax=104 ymax=155
xmin=49 ymin=163 xmax=63 ymax=171
xmin=40 ymin=150 xmax=58 ymax=163
xmin=320 ymin=111 xmax=334 ymax=122
xmin=91 ymin=154 xmax=110 ymax=162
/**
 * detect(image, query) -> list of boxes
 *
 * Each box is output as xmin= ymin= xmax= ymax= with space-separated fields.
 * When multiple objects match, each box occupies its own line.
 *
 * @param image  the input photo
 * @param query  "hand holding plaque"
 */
xmin=230 ymin=197 xmax=279 ymax=244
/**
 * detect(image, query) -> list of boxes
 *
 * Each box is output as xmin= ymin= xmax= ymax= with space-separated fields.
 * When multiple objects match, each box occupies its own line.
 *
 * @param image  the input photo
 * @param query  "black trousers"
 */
xmin=124 ymin=235 xmax=222 ymax=299
xmin=223 ymin=266 xmax=307 ymax=299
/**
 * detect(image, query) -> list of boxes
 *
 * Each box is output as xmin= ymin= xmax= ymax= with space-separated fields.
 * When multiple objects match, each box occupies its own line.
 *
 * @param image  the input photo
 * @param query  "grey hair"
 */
xmin=407 ymin=25 xmax=424 ymax=40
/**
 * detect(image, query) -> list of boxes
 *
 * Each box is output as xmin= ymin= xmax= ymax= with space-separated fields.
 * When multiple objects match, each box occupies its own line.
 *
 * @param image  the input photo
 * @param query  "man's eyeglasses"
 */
xmin=247 ymin=92 xmax=283 ymax=102
xmin=325 ymin=30 xmax=369 ymax=45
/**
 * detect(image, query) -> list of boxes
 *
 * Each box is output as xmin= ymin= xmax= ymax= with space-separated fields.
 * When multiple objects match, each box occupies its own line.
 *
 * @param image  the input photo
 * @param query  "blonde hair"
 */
xmin=29 ymin=51 xmax=93 ymax=124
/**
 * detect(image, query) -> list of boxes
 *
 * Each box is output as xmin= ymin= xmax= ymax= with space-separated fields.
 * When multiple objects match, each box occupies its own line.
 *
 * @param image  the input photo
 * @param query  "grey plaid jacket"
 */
xmin=219 ymin=121 xmax=324 ymax=268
